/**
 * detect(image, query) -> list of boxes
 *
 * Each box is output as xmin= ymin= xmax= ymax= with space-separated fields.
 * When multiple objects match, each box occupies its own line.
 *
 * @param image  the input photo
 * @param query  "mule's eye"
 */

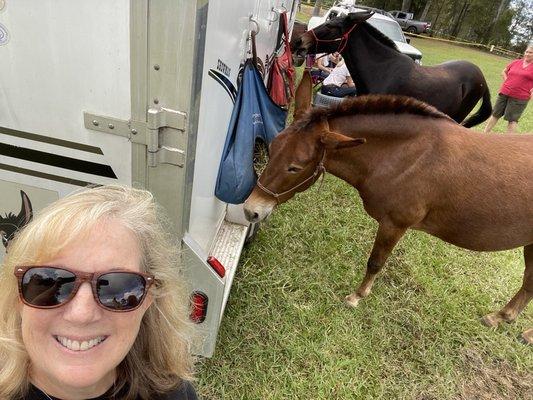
xmin=287 ymin=165 xmax=303 ymax=173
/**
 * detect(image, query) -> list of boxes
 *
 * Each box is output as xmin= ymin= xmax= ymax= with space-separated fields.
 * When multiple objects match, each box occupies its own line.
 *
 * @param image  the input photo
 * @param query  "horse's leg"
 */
xmin=345 ymin=222 xmax=406 ymax=307
xmin=482 ymin=244 xmax=533 ymax=343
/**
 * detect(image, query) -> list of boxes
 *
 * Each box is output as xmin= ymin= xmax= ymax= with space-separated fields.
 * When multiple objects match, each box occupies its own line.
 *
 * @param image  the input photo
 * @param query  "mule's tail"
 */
xmin=461 ymin=86 xmax=492 ymax=128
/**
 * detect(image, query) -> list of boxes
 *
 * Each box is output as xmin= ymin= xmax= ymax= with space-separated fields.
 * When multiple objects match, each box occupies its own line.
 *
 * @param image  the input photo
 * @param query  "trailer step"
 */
xmin=209 ymin=220 xmax=248 ymax=322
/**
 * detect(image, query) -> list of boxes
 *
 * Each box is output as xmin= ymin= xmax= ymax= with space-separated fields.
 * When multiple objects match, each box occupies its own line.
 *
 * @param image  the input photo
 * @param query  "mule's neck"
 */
xmin=322 ymin=113 xmax=441 ymax=189
xmin=342 ymin=25 xmax=413 ymax=95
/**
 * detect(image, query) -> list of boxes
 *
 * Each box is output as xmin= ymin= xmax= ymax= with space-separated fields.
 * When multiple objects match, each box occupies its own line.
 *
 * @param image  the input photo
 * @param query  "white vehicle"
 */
xmin=308 ymin=4 xmax=423 ymax=63
xmin=0 ymin=0 xmax=297 ymax=357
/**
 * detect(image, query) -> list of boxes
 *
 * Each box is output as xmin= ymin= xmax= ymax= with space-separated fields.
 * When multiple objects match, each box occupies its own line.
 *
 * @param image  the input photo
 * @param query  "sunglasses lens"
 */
xmin=21 ymin=268 xmax=76 ymax=307
xmin=97 ymin=272 xmax=147 ymax=311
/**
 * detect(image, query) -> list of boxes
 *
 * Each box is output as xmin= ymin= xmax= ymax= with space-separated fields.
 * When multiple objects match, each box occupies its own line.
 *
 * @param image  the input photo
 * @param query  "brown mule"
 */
xmin=244 ymin=92 xmax=533 ymax=343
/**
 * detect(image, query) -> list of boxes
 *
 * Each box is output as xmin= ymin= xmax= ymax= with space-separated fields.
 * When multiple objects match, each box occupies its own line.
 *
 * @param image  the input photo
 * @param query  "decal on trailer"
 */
xmin=208 ymin=69 xmax=238 ymax=103
xmin=0 ymin=22 xmax=8 ymax=45
xmin=0 ymin=126 xmax=118 ymax=186
xmin=0 ymin=190 xmax=32 ymax=249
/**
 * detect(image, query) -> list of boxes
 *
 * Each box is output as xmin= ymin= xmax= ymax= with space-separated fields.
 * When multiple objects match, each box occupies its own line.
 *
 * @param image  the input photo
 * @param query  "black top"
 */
xmin=24 ymin=382 xmax=198 ymax=400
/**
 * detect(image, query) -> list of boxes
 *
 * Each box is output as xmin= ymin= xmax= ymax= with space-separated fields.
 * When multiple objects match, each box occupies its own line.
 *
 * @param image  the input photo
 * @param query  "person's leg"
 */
xmin=321 ymin=85 xmax=337 ymax=96
xmin=321 ymin=85 xmax=350 ymax=98
xmin=506 ymin=121 xmax=518 ymax=134
xmin=337 ymin=86 xmax=357 ymax=97
xmin=483 ymin=116 xmax=499 ymax=133
xmin=485 ymin=93 xmax=507 ymax=133
xmin=503 ymin=97 xmax=528 ymax=134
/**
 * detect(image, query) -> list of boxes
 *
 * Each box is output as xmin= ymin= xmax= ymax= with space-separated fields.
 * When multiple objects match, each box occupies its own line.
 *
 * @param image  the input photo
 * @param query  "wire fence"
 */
xmin=406 ymin=31 xmax=522 ymax=59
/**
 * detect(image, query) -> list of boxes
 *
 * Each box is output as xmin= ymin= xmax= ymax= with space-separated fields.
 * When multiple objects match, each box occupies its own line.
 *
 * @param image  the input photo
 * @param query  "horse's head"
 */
xmin=243 ymin=117 xmax=365 ymax=223
xmin=291 ymin=11 xmax=373 ymax=65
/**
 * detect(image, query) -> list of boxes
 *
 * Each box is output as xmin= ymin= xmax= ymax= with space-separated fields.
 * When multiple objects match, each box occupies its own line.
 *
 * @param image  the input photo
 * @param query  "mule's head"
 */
xmin=291 ymin=11 xmax=373 ymax=65
xmin=243 ymin=118 xmax=365 ymax=223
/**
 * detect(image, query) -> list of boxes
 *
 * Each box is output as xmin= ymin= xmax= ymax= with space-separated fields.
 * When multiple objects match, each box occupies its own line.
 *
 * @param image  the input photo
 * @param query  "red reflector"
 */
xmin=207 ymin=256 xmax=226 ymax=278
xmin=190 ymin=291 xmax=208 ymax=324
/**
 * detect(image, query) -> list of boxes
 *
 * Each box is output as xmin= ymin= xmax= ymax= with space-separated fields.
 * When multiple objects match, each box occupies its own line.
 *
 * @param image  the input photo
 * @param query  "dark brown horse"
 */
xmin=243 ymin=90 xmax=533 ymax=343
xmin=291 ymin=11 xmax=492 ymax=128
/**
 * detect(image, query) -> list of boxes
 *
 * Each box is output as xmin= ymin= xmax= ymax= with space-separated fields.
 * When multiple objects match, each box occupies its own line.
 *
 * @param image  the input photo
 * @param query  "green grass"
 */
xmin=196 ymin=38 xmax=532 ymax=399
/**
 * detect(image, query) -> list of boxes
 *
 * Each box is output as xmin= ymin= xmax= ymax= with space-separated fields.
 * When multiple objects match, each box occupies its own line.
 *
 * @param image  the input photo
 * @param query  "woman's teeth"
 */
xmin=56 ymin=336 xmax=106 ymax=351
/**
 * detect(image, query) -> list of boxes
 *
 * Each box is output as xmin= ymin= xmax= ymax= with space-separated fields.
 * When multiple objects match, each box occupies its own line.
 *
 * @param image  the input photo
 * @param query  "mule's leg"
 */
xmin=345 ymin=222 xmax=406 ymax=307
xmin=482 ymin=244 xmax=533 ymax=342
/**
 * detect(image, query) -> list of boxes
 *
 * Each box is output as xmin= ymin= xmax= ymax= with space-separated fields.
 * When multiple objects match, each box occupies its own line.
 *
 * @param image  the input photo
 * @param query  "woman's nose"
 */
xmin=61 ymin=282 xmax=103 ymax=323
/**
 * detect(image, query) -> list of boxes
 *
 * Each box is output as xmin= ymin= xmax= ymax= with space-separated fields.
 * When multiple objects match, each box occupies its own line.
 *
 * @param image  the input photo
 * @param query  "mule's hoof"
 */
xmin=344 ymin=294 xmax=361 ymax=308
xmin=520 ymin=328 xmax=533 ymax=345
xmin=481 ymin=313 xmax=500 ymax=328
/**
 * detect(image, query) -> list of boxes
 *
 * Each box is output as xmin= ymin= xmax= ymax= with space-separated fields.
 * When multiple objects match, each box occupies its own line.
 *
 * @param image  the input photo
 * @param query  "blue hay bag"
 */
xmin=215 ymin=59 xmax=287 ymax=204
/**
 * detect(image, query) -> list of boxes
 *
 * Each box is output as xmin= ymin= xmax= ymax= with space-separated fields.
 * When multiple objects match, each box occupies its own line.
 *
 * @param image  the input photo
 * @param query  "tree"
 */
xmin=420 ymin=0 xmax=433 ymax=20
xmin=485 ymin=0 xmax=512 ymax=43
xmin=401 ymin=0 xmax=412 ymax=11
xmin=313 ymin=0 xmax=323 ymax=16
xmin=450 ymin=1 xmax=471 ymax=37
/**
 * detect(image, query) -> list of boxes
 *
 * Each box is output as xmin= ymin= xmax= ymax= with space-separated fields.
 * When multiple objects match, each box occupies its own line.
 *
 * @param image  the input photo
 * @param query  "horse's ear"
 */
xmin=293 ymin=70 xmax=313 ymax=121
xmin=347 ymin=11 xmax=373 ymax=23
xmin=321 ymin=131 xmax=366 ymax=150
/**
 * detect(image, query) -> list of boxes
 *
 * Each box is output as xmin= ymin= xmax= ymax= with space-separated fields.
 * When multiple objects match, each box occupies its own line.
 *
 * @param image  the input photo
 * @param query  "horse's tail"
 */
xmin=461 ymin=85 xmax=492 ymax=128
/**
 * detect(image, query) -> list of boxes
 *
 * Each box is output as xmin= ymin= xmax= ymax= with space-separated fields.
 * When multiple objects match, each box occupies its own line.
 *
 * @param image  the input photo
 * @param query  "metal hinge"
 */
xmin=146 ymin=108 xmax=186 ymax=167
xmin=84 ymin=107 xmax=187 ymax=168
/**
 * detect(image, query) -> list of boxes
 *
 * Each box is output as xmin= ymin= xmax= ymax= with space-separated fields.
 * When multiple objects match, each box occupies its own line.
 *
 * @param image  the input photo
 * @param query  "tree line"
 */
xmin=308 ymin=0 xmax=532 ymax=52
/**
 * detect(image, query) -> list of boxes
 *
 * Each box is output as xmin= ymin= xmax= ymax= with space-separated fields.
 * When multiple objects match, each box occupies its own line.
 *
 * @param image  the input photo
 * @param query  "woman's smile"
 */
xmin=54 ymin=335 xmax=108 ymax=352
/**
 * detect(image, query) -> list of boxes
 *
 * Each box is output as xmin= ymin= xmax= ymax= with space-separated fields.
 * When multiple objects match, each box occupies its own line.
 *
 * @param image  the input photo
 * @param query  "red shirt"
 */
xmin=499 ymin=59 xmax=533 ymax=100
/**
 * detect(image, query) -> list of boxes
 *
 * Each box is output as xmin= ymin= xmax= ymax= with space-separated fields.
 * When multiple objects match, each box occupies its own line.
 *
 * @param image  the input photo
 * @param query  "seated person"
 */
xmin=0 ymin=185 xmax=198 ymax=400
xmin=314 ymin=52 xmax=341 ymax=80
xmin=320 ymin=60 xmax=357 ymax=98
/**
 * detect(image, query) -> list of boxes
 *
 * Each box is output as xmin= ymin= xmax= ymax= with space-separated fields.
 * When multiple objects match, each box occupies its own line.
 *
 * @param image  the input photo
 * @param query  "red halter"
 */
xmin=309 ymin=21 xmax=360 ymax=55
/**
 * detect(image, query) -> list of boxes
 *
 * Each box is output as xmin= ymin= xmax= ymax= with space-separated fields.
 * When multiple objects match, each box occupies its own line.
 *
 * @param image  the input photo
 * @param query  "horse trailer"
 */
xmin=0 ymin=0 xmax=297 ymax=357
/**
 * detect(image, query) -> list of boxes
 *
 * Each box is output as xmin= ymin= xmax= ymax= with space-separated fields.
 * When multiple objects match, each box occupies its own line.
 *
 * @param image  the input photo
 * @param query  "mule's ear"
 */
xmin=293 ymin=70 xmax=313 ymax=121
xmin=321 ymin=131 xmax=366 ymax=149
xmin=347 ymin=11 xmax=373 ymax=22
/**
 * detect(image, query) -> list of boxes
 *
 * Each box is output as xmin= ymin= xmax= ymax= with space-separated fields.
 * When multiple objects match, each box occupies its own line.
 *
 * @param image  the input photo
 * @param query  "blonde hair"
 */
xmin=0 ymin=185 xmax=195 ymax=399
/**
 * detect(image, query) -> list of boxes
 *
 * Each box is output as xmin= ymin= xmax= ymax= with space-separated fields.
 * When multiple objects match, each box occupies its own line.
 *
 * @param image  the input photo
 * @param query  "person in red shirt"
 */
xmin=484 ymin=43 xmax=533 ymax=133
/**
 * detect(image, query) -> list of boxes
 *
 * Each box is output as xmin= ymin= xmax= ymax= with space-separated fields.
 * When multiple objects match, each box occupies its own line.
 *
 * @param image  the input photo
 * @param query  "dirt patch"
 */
xmin=457 ymin=348 xmax=532 ymax=400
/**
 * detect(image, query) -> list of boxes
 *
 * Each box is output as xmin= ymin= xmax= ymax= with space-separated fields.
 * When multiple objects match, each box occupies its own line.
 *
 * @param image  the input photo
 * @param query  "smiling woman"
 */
xmin=0 ymin=185 xmax=197 ymax=400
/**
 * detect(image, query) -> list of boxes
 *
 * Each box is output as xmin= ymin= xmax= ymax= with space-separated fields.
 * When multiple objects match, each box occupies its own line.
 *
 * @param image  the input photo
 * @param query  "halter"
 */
xmin=256 ymin=150 xmax=327 ymax=204
xmin=309 ymin=20 xmax=360 ymax=55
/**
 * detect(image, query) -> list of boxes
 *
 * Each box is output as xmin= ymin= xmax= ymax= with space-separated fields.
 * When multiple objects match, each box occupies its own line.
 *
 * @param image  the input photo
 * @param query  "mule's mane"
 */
xmin=358 ymin=21 xmax=398 ymax=52
xmin=296 ymin=95 xmax=452 ymax=129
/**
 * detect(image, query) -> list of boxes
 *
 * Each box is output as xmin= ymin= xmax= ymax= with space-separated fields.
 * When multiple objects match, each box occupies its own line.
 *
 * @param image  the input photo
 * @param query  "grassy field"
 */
xmin=195 ymin=35 xmax=532 ymax=400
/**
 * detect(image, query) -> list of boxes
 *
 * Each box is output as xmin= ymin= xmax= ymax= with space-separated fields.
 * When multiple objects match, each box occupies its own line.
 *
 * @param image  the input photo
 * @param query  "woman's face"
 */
xmin=20 ymin=219 xmax=151 ymax=398
xmin=525 ymin=47 xmax=533 ymax=63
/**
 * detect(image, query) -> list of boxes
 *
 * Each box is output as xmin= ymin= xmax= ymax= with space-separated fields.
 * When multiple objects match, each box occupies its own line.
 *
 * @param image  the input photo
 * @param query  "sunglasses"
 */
xmin=14 ymin=266 xmax=154 ymax=312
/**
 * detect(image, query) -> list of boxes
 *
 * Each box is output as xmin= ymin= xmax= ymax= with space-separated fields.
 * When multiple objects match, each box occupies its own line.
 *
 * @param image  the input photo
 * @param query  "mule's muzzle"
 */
xmin=291 ymin=36 xmax=311 ymax=67
xmin=243 ymin=190 xmax=276 ymax=223
xmin=244 ymin=209 xmax=261 ymax=224
xmin=293 ymin=54 xmax=306 ymax=67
